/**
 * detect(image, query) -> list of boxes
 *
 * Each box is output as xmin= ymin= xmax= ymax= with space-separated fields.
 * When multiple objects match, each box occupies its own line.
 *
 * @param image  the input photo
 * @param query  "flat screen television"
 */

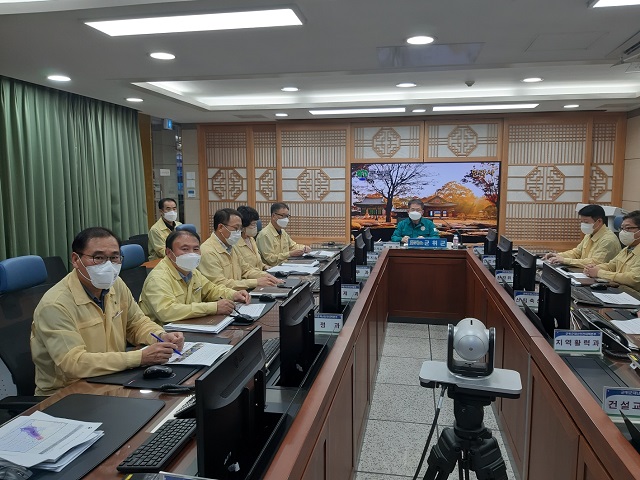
xmin=319 ymin=257 xmax=342 ymax=314
xmin=196 ymin=326 xmax=286 ymax=480
xmin=484 ymin=228 xmax=498 ymax=256
xmin=527 ymin=263 xmax=571 ymax=339
xmin=513 ymin=247 xmax=537 ymax=292
xmin=354 ymin=233 xmax=366 ymax=266
xmin=496 ymin=235 xmax=514 ymax=271
xmin=340 ymin=245 xmax=356 ymax=285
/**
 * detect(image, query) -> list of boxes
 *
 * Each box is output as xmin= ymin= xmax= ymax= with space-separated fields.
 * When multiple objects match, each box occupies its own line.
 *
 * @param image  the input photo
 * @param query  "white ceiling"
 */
xmin=2 ymin=0 xmax=640 ymax=123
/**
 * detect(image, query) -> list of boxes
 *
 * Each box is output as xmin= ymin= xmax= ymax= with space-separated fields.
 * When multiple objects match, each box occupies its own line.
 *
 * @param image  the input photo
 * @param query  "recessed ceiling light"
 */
xmin=85 ymin=8 xmax=303 ymax=37
xmin=150 ymin=52 xmax=175 ymax=60
xmin=564 ymin=104 xmax=580 ymax=109
xmin=396 ymin=82 xmax=417 ymax=88
xmin=590 ymin=0 xmax=640 ymax=6
xmin=47 ymin=75 xmax=71 ymax=82
xmin=310 ymin=107 xmax=406 ymax=115
xmin=522 ymin=77 xmax=544 ymax=83
xmin=281 ymin=87 xmax=299 ymax=92
xmin=126 ymin=97 xmax=144 ymax=102
xmin=406 ymin=36 xmax=435 ymax=45
xmin=412 ymin=109 xmax=427 ymax=113
xmin=275 ymin=113 xmax=288 ymax=117
xmin=433 ymin=104 xmax=539 ymax=112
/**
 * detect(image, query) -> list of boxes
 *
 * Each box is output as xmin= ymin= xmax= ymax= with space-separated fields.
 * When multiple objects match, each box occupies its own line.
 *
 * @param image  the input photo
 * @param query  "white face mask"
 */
xmin=245 ymin=225 xmax=258 ymax=237
xmin=227 ymin=230 xmax=242 ymax=246
xmin=580 ymin=223 xmax=594 ymax=235
xmin=408 ymin=211 xmax=422 ymax=221
xmin=81 ymin=261 xmax=121 ymax=290
xmin=276 ymin=217 xmax=289 ymax=228
xmin=619 ymin=230 xmax=637 ymax=247
xmin=163 ymin=210 xmax=178 ymax=222
xmin=173 ymin=252 xmax=201 ymax=271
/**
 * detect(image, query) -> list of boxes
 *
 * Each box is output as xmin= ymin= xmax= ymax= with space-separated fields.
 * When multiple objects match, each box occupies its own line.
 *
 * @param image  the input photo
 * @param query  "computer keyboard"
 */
xmin=262 ymin=337 xmax=281 ymax=369
xmin=173 ymin=394 xmax=195 ymax=419
xmin=117 ymin=418 xmax=196 ymax=473
xmin=573 ymin=307 xmax=608 ymax=328
xmin=309 ymin=277 xmax=320 ymax=292
xmin=571 ymin=286 xmax=603 ymax=306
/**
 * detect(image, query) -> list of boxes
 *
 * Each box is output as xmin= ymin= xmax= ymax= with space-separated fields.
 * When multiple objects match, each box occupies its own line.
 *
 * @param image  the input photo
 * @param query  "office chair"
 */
xmin=176 ymin=223 xmax=197 ymax=234
xmin=119 ymin=244 xmax=148 ymax=301
xmin=257 ymin=219 xmax=263 ymax=233
xmin=613 ymin=214 xmax=625 ymax=233
xmin=42 ymin=255 xmax=68 ymax=284
xmin=0 ymin=256 xmax=49 ymax=417
xmin=128 ymin=233 xmax=150 ymax=260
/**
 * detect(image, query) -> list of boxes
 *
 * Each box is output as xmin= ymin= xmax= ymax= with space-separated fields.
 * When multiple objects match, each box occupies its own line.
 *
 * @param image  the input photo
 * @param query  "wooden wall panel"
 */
xmin=353 ymin=124 xmax=421 ymax=160
xmin=253 ymin=128 xmax=277 ymax=220
xmin=426 ymin=123 xmax=499 ymax=158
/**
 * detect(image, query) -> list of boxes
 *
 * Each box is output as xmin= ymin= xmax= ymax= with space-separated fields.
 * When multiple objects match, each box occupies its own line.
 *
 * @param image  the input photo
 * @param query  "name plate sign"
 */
xmin=341 ymin=284 xmax=360 ymax=301
xmin=603 ymin=388 xmax=640 ymax=417
xmin=473 ymin=246 xmax=484 ymax=256
xmin=315 ymin=313 xmax=343 ymax=334
xmin=407 ymin=238 xmax=447 ymax=249
xmin=367 ymin=252 xmax=379 ymax=263
xmin=553 ymin=330 xmax=602 ymax=354
xmin=482 ymin=255 xmax=496 ymax=268
xmin=356 ymin=265 xmax=371 ymax=280
xmin=495 ymin=270 xmax=514 ymax=285
xmin=514 ymin=290 xmax=539 ymax=309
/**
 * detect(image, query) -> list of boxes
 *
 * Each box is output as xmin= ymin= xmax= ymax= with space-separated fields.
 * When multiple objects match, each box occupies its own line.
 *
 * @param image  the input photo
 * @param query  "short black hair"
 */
xmin=213 ymin=208 xmax=242 ymax=230
xmin=623 ymin=210 xmax=640 ymax=228
xmin=271 ymin=202 xmax=289 ymax=215
xmin=158 ymin=198 xmax=177 ymax=210
xmin=72 ymin=227 xmax=121 ymax=254
xmin=165 ymin=230 xmax=200 ymax=249
xmin=237 ymin=206 xmax=260 ymax=227
xmin=408 ymin=199 xmax=424 ymax=209
xmin=578 ymin=204 xmax=607 ymax=225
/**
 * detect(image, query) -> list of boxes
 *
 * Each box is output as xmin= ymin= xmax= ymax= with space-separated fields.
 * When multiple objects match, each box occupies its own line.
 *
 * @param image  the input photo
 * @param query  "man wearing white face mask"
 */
xmin=584 ymin=210 xmax=640 ymax=292
xmin=256 ymin=202 xmax=310 ymax=267
xmin=543 ymin=204 xmax=620 ymax=267
xmin=148 ymin=198 xmax=182 ymax=261
xmin=199 ymin=208 xmax=281 ymax=290
xmin=391 ymin=199 xmax=440 ymax=243
xmin=31 ymin=227 xmax=184 ymax=396
xmin=139 ymin=230 xmax=250 ymax=324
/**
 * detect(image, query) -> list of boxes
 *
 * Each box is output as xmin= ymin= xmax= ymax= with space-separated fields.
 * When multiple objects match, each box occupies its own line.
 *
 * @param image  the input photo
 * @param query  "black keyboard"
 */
xmin=571 ymin=287 xmax=603 ymax=306
xmin=309 ymin=277 xmax=320 ymax=292
xmin=262 ymin=337 xmax=280 ymax=369
xmin=574 ymin=307 xmax=608 ymax=327
xmin=173 ymin=394 xmax=195 ymax=419
xmin=117 ymin=418 xmax=196 ymax=473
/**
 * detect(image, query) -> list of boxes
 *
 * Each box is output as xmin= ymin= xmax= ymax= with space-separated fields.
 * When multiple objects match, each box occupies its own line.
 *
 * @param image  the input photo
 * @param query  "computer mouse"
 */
xmin=232 ymin=314 xmax=254 ymax=326
xmin=143 ymin=365 xmax=173 ymax=379
xmin=590 ymin=283 xmax=608 ymax=291
xmin=259 ymin=294 xmax=276 ymax=302
xmin=273 ymin=271 xmax=289 ymax=278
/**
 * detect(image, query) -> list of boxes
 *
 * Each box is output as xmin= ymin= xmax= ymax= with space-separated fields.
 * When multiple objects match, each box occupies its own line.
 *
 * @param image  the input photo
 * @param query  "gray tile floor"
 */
xmin=356 ymin=322 xmax=517 ymax=480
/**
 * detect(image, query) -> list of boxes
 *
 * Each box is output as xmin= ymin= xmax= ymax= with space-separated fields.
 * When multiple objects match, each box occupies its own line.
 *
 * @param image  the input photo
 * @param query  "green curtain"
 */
xmin=0 ymin=76 xmax=147 ymax=264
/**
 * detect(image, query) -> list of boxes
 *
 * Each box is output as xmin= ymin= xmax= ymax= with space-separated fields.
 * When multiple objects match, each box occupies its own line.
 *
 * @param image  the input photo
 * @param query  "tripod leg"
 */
xmin=423 ymin=429 xmax=459 ymax=480
xmin=468 ymin=435 xmax=508 ymax=480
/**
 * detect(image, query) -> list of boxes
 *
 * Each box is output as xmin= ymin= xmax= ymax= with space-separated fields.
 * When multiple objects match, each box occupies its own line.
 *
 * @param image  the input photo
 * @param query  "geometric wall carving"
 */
xmin=257 ymin=169 xmax=276 ymax=202
xmin=297 ymin=168 xmax=331 ymax=201
xmin=525 ymin=166 xmax=565 ymax=201
xmin=447 ymin=126 xmax=479 ymax=156
xmin=427 ymin=123 xmax=498 ymax=158
xmin=354 ymin=125 xmax=420 ymax=159
xmin=590 ymin=165 xmax=608 ymax=201
xmin=372 ymin=127 xmax=402 ymax=157
xmin=210 ymin=168 xmax=244 ymax=200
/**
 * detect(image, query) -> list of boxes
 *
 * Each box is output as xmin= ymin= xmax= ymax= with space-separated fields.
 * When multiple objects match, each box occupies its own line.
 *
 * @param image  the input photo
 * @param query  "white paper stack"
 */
xmin=166 ymin=341 xmax=233 ymax=366
xmin=0 ymin=411 xmax=103 ymax=472
xmin=267 ymin=264 xmax=319 ymax=275
xmin=164 ymin=316 xmax=234 ymax=334
xmin=593 ymin=292 xmax=640 ymax=306
xmin=308 ymin=250 xmax=336 ymax=258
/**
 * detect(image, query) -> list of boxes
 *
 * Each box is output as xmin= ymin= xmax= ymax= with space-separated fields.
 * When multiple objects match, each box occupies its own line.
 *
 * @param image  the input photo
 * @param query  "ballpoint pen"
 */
xmin=151 ymin=332 xmax=182 ymax=356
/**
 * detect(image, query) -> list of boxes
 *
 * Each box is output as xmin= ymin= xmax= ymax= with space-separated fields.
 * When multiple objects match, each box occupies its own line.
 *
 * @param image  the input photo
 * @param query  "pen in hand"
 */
xmin=150 ymin=332 xmax=182 ymax=356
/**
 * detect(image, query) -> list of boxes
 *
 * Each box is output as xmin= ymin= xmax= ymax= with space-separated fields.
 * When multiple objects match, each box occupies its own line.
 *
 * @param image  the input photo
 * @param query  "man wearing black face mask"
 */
xmin=391 ymin=199 xmax=439 ymax=243
xmin=31 ymin=227 xmax=184 ymax=396
xmin=584 ymin=210 xmax=640 ymax=292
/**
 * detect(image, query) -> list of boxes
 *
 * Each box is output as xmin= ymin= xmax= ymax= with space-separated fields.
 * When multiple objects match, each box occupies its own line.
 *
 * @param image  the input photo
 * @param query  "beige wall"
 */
xmin=624 ymin=115 xmax=640 ymax=212
xmin=181 ymin=127 xmax=201 ymax=232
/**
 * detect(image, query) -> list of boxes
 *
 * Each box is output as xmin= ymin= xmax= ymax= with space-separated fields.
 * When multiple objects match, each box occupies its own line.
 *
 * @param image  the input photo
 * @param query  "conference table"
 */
xmin=33 ymin=247 xmax=640 ymax=479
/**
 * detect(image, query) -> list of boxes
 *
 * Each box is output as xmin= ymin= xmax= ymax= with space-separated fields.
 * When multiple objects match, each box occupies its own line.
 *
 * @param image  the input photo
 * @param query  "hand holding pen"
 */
xmin=150 ymin=332 xmax=183 ymax=356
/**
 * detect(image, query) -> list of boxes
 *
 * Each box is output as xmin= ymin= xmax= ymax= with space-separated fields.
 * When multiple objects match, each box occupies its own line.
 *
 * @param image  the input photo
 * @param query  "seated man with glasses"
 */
xmin=584 ymin=210 xmax=640 ymax=291
xmin=256 ymin=202 xmax=310 ymax=267
xmin=198 ymin=208 xmax=281 ymax=290
xmin=391 ymin=199 xmax=440 ymax=243
xmin=140 ymin=229 xmax=250 ymax=324
xmin=31 ymin=227 xmax=184 ymax=396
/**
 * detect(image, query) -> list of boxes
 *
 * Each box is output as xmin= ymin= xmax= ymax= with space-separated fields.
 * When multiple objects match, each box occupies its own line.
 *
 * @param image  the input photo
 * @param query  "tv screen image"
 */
xmin=351 ymin=161 xmax=500 ymax=243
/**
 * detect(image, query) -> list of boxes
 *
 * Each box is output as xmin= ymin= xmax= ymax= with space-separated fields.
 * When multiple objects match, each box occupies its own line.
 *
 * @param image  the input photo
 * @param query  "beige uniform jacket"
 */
xmin=558 ymin=226 xmax=621 ymax=268
xmin=31 ymin=271 xmax=164 ymax=396
xmin=596 ymin=246 xmax=640 ymax=291
xmin=198 ymin=235 xmax=265 ymax=290
xmin=139 ymin=257 xmax=236 ymax=324
xmin=234 ymin=236 xmax=266 ymax=271
xmin=148 ymin=217 xmax=181 ymax=261
xmin=255 ymin=222 xmax=307 ymax=267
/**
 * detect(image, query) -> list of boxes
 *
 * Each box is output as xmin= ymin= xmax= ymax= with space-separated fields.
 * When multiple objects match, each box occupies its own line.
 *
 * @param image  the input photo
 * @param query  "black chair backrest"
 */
xmin=42 ymin=256 xmax=68 ymax=285
xmin=128 ymin=234 xmax=150 ymax=260
xmin=0 ymin=284 xmax=50 ymax=395
xmin=119 ymin=268 xmax=148 ymax=302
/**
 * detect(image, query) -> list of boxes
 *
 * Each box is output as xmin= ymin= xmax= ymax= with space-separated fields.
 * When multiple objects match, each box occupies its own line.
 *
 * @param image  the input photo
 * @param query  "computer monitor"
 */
xmin=484 ymin=228 xmax=498 ymax=256
xmin=319 ymin=257 xmax=342 ymax=314
xmin=534 ymin=263 xmax=572 ymax=338
xmin=362 ymin=227 xmax=374 ymax=253
xmin=340 ymin=245 xmax=356 ymax=284
xmin=279 ymin=283 xmax=317 ymax=387
xmin=495 ymin=235 xmax=514 ymax=271
xmin=513 ymin=246 xmax=537 ymax=292
xmin=354 ymin=233 xmax=366 ymax=266
xmin=196 ymin=326 xmax=285 ymax=479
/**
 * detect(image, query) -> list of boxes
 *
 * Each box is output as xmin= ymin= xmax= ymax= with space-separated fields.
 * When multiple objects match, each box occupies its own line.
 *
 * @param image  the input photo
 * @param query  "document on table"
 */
xmin=592 ymin=292 xmax=640 ymax=306
xmin=235 ymin=303 xmax=266 ymax=318
xmin=166 ymin=341 xmax=232 ymax=366
xmin=612 ymin=318 xmax=640 ymax=335
xmin=164 ymin=316 xmax=234 ymax=334
xmin=281 ymin=259 xmax=319 ymax=267
xmin=308 ymin=250 xmax=336 ymax=258
xmin=0 ymin=410 xmax=102 ymax=469
xmin=567 ymin=272 xmax=589 ymax=279
xmin=267 ymin=264 xmax=319 ymax=275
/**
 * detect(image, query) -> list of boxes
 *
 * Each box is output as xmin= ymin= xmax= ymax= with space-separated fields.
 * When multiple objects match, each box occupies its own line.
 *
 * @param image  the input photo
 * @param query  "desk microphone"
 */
xmin=231 ymin=305 xmax=254 ymax=325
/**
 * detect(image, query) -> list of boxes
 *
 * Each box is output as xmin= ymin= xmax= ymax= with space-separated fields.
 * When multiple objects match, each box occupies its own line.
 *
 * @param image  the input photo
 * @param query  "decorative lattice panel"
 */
xmin=353 ymin=125 xmax=420 ymax=159
xmin=253 ymin=130 xmax=277 ymax=216
xmin=508 ymin=124 xmax=587 ymax=165
xmin=505 ymin=203 xmax=582 ymax=245
xmin=280 ymin=129 xmax=347 ymax=237
xmin=427 ymin=123 xmax=499 ymax=158
xmin=589 ymin=122 xmax=616 ymax=203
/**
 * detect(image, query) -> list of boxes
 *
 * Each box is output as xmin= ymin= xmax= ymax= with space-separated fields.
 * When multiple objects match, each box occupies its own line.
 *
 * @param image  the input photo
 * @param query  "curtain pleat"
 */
xmin=0 ymin=76 xmax=147 ymax=264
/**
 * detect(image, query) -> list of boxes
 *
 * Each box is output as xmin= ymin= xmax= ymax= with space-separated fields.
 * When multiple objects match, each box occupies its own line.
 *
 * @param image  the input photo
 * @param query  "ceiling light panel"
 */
xmin=433 ymin=104 xmax=539 ymax=111
xmin=590 ymin=0 xmax=640 ymax=7
xmin=86 ymin=8 xmax=303 ymax=37
xmin=310 ymin=107 xmax=406 ymax=115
